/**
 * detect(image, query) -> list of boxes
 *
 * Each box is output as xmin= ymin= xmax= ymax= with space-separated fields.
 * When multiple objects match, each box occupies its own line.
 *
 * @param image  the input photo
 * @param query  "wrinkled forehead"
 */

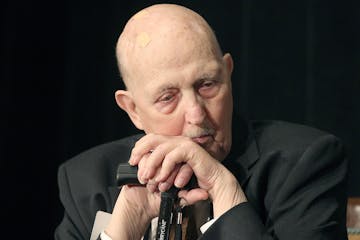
xmin=122 ymin=36 xmax=222 ymax=93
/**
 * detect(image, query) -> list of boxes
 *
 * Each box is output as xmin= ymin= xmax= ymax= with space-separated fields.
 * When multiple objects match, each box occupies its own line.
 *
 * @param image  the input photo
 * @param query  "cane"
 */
xmin=116 ymin=163 xmax=189 ymax=240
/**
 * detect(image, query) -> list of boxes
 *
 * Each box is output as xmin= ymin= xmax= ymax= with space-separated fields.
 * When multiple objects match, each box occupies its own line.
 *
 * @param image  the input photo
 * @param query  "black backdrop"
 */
xmin=1 ymin=0 xmax=359 ymax=239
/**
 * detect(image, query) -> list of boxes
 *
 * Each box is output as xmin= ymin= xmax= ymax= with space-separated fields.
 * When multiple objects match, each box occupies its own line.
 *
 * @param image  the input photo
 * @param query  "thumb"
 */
xmin=178 ymin=189 xmax=209 ymax=206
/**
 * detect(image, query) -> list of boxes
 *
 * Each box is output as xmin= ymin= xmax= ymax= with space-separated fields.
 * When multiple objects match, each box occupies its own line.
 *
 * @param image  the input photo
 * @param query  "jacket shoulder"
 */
xmin=250 ymin=120 xmax=337 ymax=154
xmin=59 ymin=134 xmax=143 ymax=187
xmin=55 ymin=135 xmax=143 ymax=239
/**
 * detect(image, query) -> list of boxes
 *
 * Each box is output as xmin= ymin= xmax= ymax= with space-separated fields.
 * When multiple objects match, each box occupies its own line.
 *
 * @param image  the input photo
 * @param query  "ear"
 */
xmin=115 ymin=90 xmax=144 ymax=130
xmin=223 ymin=53 xmax=234 ymax=76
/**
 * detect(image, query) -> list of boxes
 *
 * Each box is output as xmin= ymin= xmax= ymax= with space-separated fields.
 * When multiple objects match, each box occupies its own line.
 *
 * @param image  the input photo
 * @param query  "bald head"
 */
xmin=116 ymin=4 xmax=223 ymax=89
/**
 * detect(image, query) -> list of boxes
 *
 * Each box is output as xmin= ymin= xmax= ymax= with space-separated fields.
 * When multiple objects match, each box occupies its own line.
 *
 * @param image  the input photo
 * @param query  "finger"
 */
xmin=174 ymin=164 xmax=193 ymax=188
xmin=137 ymin=153 xmax=150 ymax=184
xmin=129 ymin=133 xmax=164 ymax=165
xmin=146 ymin=178 xmax=158 ymax=193
xmin=142 ymin=143 xmax=173 ymax=181
xmin=157 ymin=141 xmax=210 ymax=183
xmin=178 ymin=189 xmax=209 ymax=206
xmin=157 ymin=147 xmax=187 ymax=182
xmin=145 ymin=167 xmax=162 ymax=192
xmin=158 ymin=164 xmax=181 ymax=192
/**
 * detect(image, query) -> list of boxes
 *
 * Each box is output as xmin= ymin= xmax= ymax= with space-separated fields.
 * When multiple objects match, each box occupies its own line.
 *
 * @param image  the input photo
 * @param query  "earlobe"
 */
xmin=114 ymin=90 xmax=144 ymax=130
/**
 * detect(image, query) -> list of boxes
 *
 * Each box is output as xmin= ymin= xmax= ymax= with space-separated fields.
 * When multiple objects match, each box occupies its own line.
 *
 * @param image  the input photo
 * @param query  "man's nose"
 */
xmin=184 ymin=96 xmax=206 ymax=125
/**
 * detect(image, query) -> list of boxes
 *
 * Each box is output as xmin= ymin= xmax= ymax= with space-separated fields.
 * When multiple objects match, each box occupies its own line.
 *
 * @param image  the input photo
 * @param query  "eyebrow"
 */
xmin=197 ymin=67 xmax=222 ymax=82
xmin=153 ymin=83 xmax=179 ymax=95
xmin=198 ymin=71 xmax=220 ymax=81
xmin=156 ymin=83 xmax=178 ymax=93
xmin=153 ymin=66 xmax=222 ymax=95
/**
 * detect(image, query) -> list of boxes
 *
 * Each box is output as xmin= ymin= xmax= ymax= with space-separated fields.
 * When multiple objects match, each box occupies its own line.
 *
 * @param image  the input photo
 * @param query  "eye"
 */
xmin=198 ymin=80 xmax=220 ymax=97
xmin=200 ymin=80 xmax=217 ymax=89
xmin=158 ymin=93 xmax=175 ymax=103
xmin=154 ymin=90 xmax=179 ymax=114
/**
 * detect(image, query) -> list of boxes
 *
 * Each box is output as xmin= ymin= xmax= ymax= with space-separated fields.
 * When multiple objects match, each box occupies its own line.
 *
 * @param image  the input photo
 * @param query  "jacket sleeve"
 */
xmin=200 ymin=134 xmax=348 ymax=240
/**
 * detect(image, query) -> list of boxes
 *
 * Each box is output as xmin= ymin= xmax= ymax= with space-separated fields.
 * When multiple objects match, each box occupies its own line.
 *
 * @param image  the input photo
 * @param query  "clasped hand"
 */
xmin=105 ymin=134 xmax=247 ymax=240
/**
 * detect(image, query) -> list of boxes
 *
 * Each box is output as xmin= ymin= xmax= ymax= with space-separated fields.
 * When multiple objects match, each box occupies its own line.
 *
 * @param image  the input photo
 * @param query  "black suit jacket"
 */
xmin=55 ymin=120 xmax=348 ymax=239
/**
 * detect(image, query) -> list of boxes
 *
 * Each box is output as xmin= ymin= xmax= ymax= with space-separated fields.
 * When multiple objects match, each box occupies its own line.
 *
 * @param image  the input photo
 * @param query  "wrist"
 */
xmin=210 ymin=170 xmax=247 ymax=218
xmin=105 ymin=187 xmax=152 ymax=240
xmin=105 ymin=209 xmax=150 ymax=240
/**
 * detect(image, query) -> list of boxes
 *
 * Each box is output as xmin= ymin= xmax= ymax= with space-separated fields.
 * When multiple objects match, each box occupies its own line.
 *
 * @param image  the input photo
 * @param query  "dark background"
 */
xmin=1 ymin=0 xmax=359 ymax=239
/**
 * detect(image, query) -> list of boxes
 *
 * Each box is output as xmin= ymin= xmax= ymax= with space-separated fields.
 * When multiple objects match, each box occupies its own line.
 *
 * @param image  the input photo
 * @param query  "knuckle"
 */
xmin=162 ymin=152 xmax=173 ymax=166
xmin=180 ymin=139 xmax=196 ymax=151
xmin=154 ymin=143 xmax=166 ymax=153
xmin=147 ymin=133 xmax=158 ymax=140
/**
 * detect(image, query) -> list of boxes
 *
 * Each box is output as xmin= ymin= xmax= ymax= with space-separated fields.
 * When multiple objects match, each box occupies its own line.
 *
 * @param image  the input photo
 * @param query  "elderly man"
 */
xmin=55 ymin=4 xmax=348 ymax=240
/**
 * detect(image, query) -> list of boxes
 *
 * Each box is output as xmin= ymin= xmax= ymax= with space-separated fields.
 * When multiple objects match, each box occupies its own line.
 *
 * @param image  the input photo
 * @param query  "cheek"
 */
xmin=209 ymin=92 xmax=233 ymax=157
xmin=141 ymin=111 xmax=185 ymax=136
xmin=208 ymin=90 xmax=233 ymax=129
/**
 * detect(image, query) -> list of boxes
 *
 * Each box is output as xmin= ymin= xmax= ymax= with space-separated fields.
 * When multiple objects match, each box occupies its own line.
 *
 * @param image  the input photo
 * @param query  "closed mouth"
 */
xmin=191 ymin=134 xmax=213 ymax=145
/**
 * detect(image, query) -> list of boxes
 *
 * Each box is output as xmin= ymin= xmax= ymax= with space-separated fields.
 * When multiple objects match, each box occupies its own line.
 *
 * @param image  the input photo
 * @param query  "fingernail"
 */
xmin=175 ymin=177 xmax=185 ymax=188
xmin=129 ymin=153 xmax=138 ymax=165
xmin=128 ymin=155 xmax=134 ymax=165
xmin=179 ymin=198 xmax=188 ymax=207
xmin=139 ymin=176 xmax=148 ymax=185
xmin=159 ymin=182 xmax=171 ymax=192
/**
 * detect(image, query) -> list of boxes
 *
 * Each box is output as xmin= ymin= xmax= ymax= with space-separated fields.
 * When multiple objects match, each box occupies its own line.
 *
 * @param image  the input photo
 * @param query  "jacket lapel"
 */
xmin=223 ymin=117 xmax=260 ymax=188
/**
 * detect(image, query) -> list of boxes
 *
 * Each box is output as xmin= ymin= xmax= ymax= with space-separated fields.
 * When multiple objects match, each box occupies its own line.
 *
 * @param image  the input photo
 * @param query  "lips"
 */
xmin=185 ymin=127 xmax=215 ymax=146
xmin=191 ymin=134 xmax=213 ymax=145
